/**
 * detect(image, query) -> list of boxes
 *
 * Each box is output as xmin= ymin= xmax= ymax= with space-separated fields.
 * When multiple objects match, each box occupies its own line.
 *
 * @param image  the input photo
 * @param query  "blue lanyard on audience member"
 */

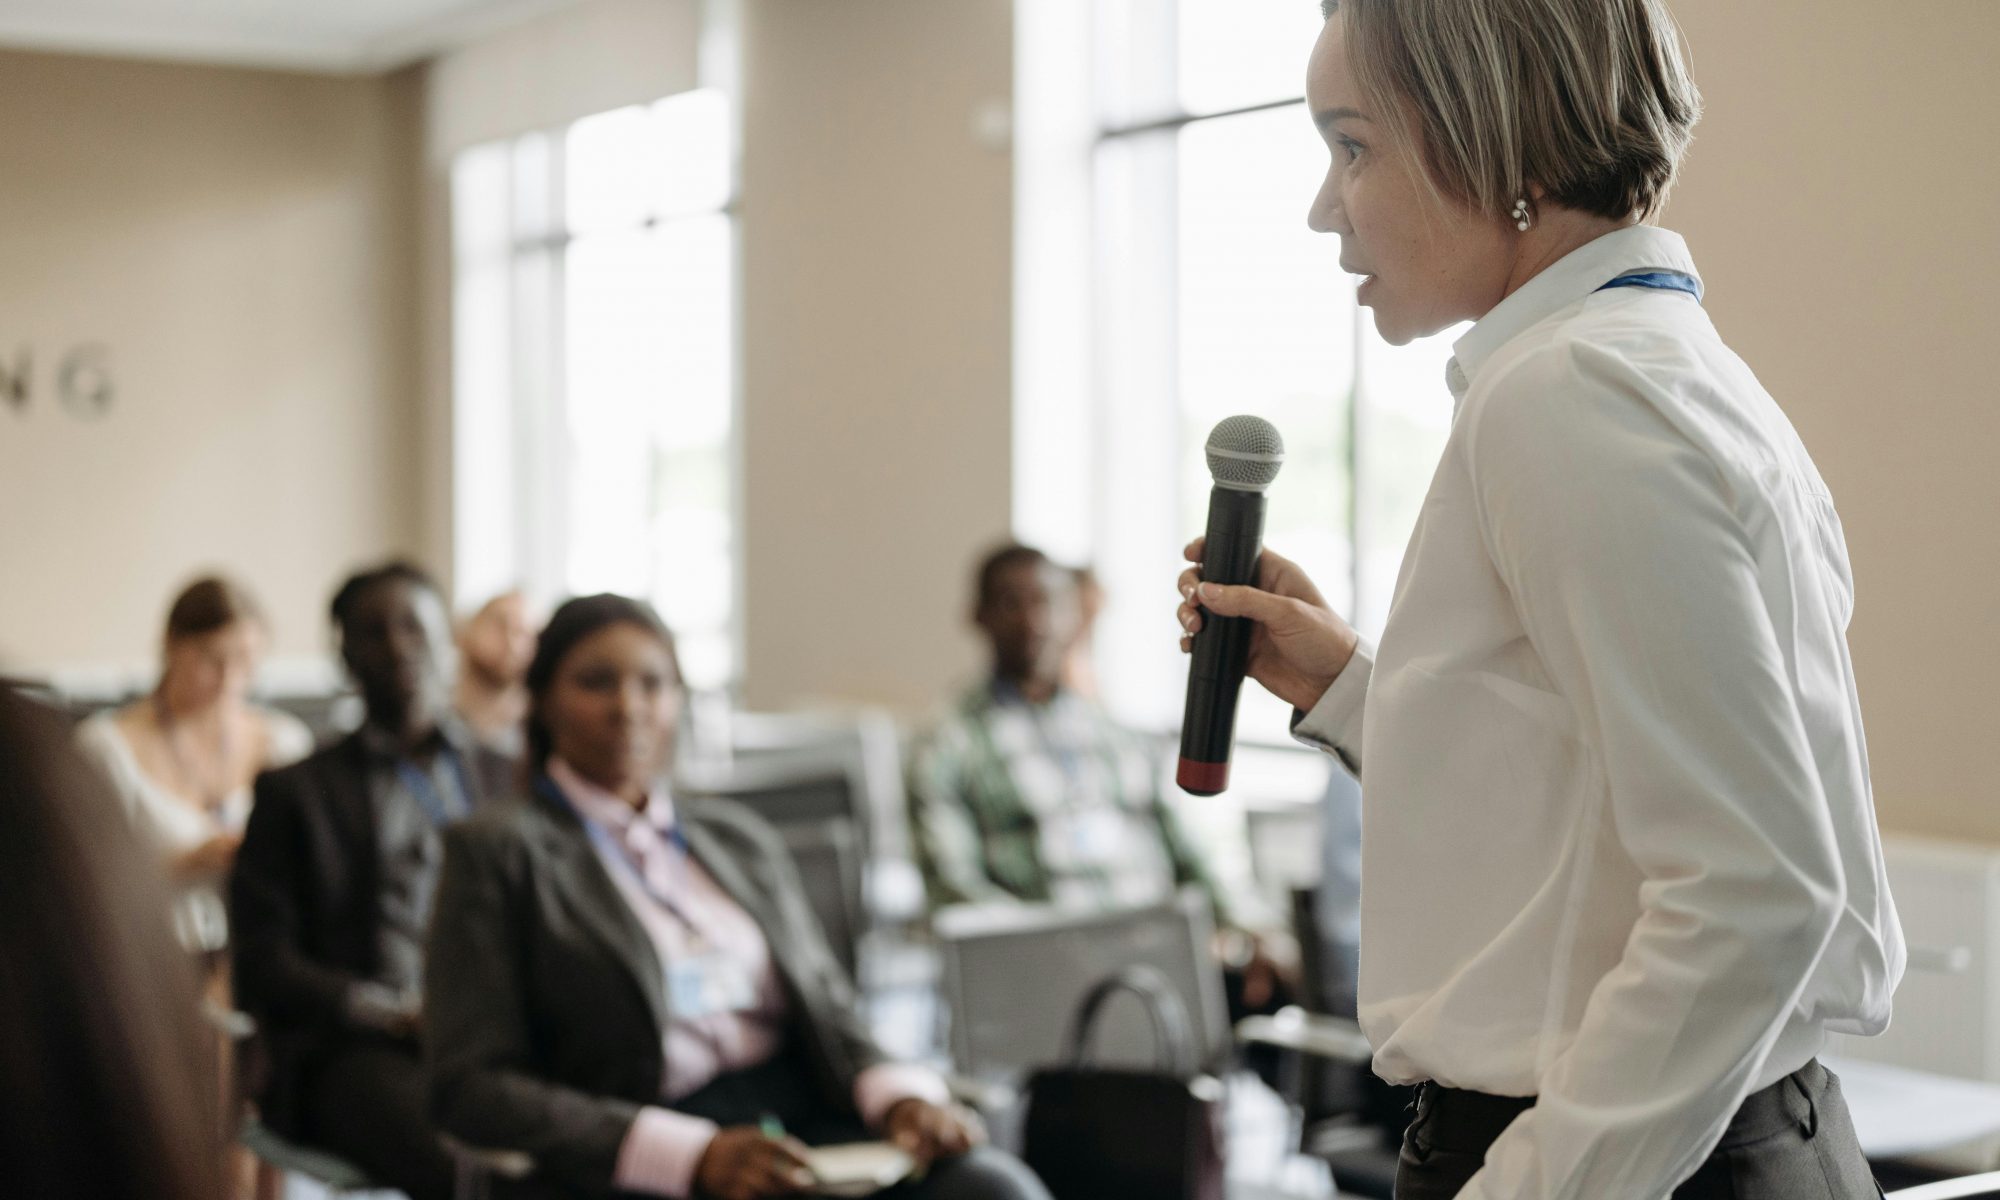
xmin=397 ymin=749 xmax=470 ymax=828
xmin=533 ymin=775 xmax=707 ymax=939
xmin=1596 ymin=269 xmax=1703 ymax=302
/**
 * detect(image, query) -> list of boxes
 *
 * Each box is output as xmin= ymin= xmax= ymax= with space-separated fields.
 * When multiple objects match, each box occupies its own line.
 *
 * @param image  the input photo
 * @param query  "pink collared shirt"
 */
xmin=547 ymin=759 xmax=946 ymax=1198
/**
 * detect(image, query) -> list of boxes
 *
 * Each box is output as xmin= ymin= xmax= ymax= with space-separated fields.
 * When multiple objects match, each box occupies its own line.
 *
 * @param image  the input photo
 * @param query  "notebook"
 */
xmin=805 ymin=1142 xmax=918 ymax=1197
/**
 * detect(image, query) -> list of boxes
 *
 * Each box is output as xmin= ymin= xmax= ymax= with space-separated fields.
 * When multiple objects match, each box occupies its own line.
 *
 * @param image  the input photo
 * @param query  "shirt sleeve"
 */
xmin=853 ymin=1062 xmax=953 ymax=1129
xmin=1289 ymin=641 xmax=1373 ymax=776
xmin=905 ymin=721 xmax=1017 ymax=908
xmin=1452 ymin=341 xmax=1848 ymax=1200
xmin=611 ymin=1107 xmax=720 ymax=1198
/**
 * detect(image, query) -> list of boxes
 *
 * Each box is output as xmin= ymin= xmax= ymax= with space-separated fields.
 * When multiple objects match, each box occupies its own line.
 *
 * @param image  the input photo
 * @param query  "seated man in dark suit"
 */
xmin=231 ymin=561 xmax=516 ymax=1200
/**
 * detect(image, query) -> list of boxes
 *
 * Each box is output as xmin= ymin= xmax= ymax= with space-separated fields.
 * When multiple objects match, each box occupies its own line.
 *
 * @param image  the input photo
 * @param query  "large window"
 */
xmin=452 ymin=89 xmax=738 ymax=689
xmin=1018 ymin=0 xmax=1459 ymax=738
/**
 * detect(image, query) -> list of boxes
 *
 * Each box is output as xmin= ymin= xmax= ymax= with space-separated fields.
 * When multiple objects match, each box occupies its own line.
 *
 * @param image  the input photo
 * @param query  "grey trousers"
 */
xmin=1394 ymin=1059 xmax=1883 ymax=1199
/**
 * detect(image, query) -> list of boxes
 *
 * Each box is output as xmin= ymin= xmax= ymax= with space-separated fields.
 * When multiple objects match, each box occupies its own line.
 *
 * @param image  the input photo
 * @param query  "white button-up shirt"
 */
xmin=1294 ymin=225 xmax=1904 ymax=1199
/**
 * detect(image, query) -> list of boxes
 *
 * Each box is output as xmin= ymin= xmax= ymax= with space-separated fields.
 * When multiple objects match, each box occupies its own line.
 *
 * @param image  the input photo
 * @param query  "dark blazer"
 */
xmin=230 ymin=729 xmax=515 ymax=1128
xmin=425 ymin=782 xmax=886 ymax=1197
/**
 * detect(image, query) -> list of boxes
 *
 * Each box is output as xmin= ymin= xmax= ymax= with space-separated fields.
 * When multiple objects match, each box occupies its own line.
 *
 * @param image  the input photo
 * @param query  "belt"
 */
xmin=1410 ymin=1059 xmax=1826 ymax=1157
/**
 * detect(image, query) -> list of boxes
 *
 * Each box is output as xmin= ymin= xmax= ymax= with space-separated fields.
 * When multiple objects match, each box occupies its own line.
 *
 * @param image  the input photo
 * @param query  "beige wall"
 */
xmin=736 ymin=0 xmax=1014 ymax=712
xmin=0 ymin=50 xmax=421 ymax=678
xmin=1663 ymin=1 xmax=2000 ymax=839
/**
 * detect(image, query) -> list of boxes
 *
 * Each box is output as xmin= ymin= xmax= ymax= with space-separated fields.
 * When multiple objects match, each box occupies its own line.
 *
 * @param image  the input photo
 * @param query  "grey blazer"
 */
xmin=424 ymin=780 xmax=886 ymax=1196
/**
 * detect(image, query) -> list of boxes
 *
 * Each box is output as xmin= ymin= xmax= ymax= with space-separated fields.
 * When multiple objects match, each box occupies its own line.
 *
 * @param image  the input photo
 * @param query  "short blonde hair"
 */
xmin=1322 ymin=0 xmax=1701 ymax=222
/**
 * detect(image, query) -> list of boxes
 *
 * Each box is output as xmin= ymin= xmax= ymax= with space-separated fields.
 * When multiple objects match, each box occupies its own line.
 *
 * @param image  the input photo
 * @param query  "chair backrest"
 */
xmin=688 ymin=706 xmax=933 ymax=931
xmin=935 ymin=888 xmax=1231 ymax=1081
xmin=683 ymin=761 xmax=869 ymax=976
xmin=718 ymin=708 xmax=910 ymax=858
xmin=1886 ymin=1173 xmax=2000 ymax=1200
xmin=774 ymin=819 xmax=865 ymax=979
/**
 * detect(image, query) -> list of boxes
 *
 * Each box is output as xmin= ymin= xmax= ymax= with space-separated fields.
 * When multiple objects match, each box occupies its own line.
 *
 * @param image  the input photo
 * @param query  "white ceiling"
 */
xmin=0 ymin=0 xmax=590 ymax=73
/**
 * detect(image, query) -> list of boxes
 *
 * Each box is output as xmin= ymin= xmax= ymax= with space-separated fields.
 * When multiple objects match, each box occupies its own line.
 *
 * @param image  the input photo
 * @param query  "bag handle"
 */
xmin=1062 ymin=965 xmax=1200 ymax=1078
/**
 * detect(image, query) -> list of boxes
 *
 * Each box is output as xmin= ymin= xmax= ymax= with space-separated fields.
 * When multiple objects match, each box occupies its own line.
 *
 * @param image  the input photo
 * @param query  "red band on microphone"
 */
xmin=1176 ymin=757 xmax=1229 ymax=797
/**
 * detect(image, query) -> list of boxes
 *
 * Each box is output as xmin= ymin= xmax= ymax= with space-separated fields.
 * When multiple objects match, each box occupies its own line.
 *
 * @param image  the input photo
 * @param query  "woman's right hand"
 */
xmin=1176 ymin=538 xmax=1361 ymax=713
xmin=694 ymin=1127 xmax=815 ymax=1200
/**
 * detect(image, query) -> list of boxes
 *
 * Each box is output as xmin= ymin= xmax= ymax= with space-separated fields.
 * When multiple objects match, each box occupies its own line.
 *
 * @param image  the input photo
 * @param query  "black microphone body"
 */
xmin=1177 ymin=484 xmax=1267 ymax=795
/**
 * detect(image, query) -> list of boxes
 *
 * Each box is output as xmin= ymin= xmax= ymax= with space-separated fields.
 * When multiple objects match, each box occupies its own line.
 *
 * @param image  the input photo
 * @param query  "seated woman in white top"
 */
xmin=76 ymin=575 xmax=312 ymax=952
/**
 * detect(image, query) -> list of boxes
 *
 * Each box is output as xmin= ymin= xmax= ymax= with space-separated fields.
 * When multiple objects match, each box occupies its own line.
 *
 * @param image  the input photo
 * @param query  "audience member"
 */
xmin=426 ymin=594 xmax=1051 ymax=1200
xmin=910 ymin=545 xmax=1191 ymax=910
xmin=74 ymin=575 xmax=314 ymax=953
xmin=0 ymin=687 xmax=224 ymax=1200
xmin=456 ymin=588 xmax=537 ymax=755
xmin=908 ymin=542 xmax=1288 ymax=1017
xmin=230 ymin=561 xmax=517 ymax=1200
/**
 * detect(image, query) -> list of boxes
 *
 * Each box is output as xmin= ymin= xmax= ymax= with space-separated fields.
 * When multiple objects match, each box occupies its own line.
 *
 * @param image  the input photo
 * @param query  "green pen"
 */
xmin=760 ymin=1114 xmax=820 ymax=1187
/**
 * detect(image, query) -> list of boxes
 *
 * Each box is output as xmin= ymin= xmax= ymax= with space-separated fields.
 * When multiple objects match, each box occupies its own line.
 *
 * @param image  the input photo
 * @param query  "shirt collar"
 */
xmin=356 ymin=713 xmax=473 ymax=764
xmin=547 ymin=756 xmax=675 ymax=836
xmin=1446 ymin=224 xmax=1701 ymax=403
xmin=986 ymin=676 xmax=1069 ymax=712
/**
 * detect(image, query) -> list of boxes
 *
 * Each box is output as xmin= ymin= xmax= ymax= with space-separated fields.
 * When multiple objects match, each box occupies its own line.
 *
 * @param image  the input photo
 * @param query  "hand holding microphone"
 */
xmin=1175 ymin=416 xmax=1361 ymax=795
xmin=1176 ymin=541 xmax=1360 ymax=713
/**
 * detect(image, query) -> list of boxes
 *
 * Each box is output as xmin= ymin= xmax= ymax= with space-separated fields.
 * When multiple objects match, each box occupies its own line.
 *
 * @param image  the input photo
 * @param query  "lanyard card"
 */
xmin=667 ymin=951 xmax=759 ymax=1019
xmin=1066 ymin=806 xmax=1128 ymax=865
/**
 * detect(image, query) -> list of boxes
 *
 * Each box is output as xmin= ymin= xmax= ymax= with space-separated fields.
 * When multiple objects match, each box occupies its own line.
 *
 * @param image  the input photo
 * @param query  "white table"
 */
xmin=1827 ymin=1056 xmax=2000 ymax=1160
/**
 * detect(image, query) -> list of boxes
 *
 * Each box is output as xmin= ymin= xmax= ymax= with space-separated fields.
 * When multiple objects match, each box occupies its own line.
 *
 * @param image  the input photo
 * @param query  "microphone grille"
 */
xmin=1204 ymin=415 xmax=1285 ymax=491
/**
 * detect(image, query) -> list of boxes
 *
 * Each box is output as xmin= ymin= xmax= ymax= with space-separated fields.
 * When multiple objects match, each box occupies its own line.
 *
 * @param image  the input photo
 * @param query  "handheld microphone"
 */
xmin=1177 ymin=416 xmax=1285 ymax=796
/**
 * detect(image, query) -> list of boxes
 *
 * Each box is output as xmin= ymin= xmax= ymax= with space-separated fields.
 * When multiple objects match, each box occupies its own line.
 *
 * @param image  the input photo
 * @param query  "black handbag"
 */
xmin=1019 ymin=965 xmax=1227 ymax=1200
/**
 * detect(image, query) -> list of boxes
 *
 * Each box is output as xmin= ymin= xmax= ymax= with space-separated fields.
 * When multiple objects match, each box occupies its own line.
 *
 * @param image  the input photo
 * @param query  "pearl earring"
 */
xmin=1511 ymin=197 xmax=1532 ymax=232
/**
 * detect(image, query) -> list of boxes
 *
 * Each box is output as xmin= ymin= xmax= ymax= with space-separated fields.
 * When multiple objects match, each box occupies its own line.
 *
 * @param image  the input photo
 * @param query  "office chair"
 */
xmin=935 ymin=888 xmax=1235 ymax=1085
xmin=240 ymin=1116 xmax=379 ymax=1199
xmin=935 ymin=888 xmax=1372 ymax=1200
xmin=681 ymin=759 xmax=870 ymax=979
xmin=197 ymin=997 xmax=378 ymax=1199
xmin=777 ymin=817 xmax=867 ymax=979
xmin=707 ymin=707 xmax=929 ymax=928
xmin=1888 ymin=1175 xmax=2000 ymax=1200
xmin=214 ymin=1001 xmax=527 ymax=1200
xmin=1227 ymin=888 xmax=1402 ymax=1200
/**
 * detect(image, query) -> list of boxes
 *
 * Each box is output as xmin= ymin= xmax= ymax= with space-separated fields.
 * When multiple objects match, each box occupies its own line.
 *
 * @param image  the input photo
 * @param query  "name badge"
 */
xmin=1067 ymin=807 xmax=1127 ymax=865
xmin=667 ymin=952 xmax=759 ymax=1019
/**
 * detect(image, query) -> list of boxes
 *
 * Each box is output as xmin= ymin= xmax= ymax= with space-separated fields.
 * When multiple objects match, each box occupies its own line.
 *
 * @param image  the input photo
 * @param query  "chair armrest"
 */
xmin=441 ymin=1135 xmax=535 ymax=1180
xmin=1234 ymin=1007 xmax=1373 ymax=1065
xmin=1887 ymin=1173 xmax=2000 ymax=1200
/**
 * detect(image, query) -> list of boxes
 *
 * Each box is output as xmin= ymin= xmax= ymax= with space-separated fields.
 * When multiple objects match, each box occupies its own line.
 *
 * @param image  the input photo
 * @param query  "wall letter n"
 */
xmin=0 ymin=346 xmax=26 ymax=414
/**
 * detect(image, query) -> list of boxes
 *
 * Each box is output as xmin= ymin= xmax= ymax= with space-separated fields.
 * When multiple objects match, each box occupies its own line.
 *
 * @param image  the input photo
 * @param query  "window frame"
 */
xmin=449 ymin=89 xmax=744 ymax=690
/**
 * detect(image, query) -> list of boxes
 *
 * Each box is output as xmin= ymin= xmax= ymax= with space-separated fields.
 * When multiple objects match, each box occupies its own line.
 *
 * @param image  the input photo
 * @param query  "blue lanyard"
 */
xmin=1596 ymin=269 xmax=1703 ymax=302
xmin=992 ymin=680 xmax=1088 ymax=785
xmin=534 ymin=775 xmax=707 ymax=939
xmin=396 ymin=750 xmax=470 ymax=828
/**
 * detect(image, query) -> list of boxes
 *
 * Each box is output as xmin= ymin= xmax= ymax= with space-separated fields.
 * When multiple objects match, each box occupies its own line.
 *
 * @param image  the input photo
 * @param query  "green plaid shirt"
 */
xmin=907 ymin=681 xmax=1230 ymax=922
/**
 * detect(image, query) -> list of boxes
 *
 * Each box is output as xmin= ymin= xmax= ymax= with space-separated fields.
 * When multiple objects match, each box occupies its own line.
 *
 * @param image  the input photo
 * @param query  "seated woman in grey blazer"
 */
xmin=426 ymin=594 xmax=1051 ymax=1200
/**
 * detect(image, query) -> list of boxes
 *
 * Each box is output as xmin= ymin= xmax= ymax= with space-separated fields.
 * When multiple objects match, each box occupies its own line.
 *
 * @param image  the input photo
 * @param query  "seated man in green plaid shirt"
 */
xmin=908 ymin=542 xmax=1288 ymax=1018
